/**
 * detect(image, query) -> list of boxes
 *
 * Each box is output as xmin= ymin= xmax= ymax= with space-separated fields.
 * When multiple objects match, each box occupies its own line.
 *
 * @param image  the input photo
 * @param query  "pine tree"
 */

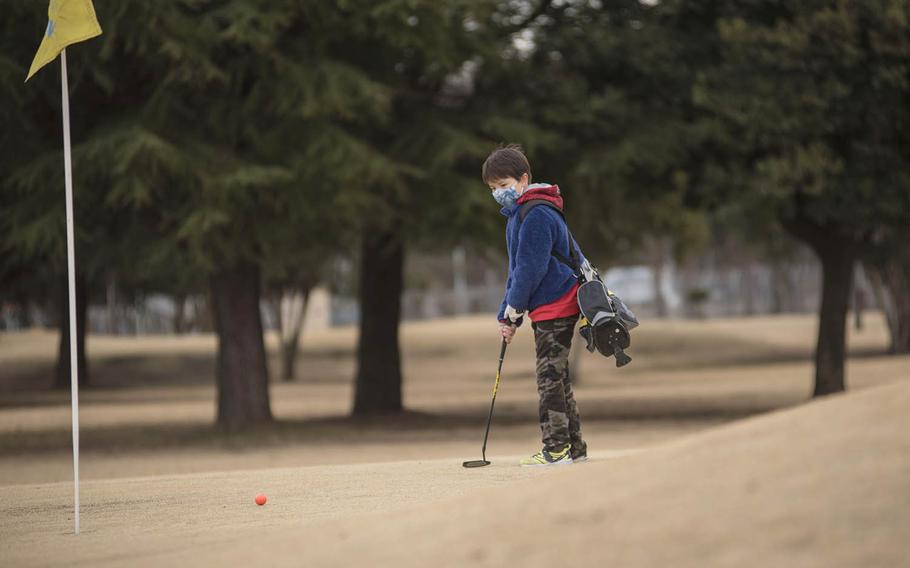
xmin=696 ymin=0 xmax=910 ymax=395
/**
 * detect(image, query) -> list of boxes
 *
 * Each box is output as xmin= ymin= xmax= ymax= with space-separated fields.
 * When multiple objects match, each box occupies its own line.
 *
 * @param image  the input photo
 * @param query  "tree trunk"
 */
xmin=452 ymin=246 xmax=469 ymax=315
xmin=851 ymin=266 xmax=864 ymax=331
xmin=353 ymin=228 xmax=404 ymax=415
xmin=11 ymin=292 xmax=33 ymax=328
xmin=105 ymin=273 xmax=117 ymax=334
xmin=888 ymin=241 xmax=910 ymax=353
xmin=172 ymin=293 xmax=188 ymax=334
xmin=209 ymin=261 xmax=272 ymax=429
xmin=770 ymin=260 xmax=788 ymax=314
xmin=265 ymin=289 xmax=282 ymax=335
xmin=193 ymin=295 xmax=214 ymax=332
xmin=813 ymin=247 xmax=853 ymax=396
xmin=281 ymin=287 xmax=311 ymax=382
xmin=781 ymin=215 xmax=854 ymax=397
xmin=649 ymin=238 xmax=669 ymax=318
xmin=866 ymin=253 xmax=910 ymax=354
xmin=741 ymin=262 xmax=755 ymax=316
xmin=55 ymin=272 xmax=89 ymax=389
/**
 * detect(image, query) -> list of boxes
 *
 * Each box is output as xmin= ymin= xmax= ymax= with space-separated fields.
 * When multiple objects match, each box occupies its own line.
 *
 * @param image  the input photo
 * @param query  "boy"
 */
xmin=482 ymin=145 xmax=587 ymax=466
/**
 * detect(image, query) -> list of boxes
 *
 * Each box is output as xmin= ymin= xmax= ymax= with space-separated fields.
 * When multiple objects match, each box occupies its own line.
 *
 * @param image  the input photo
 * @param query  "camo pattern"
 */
xmin=532 ymin=314 xmax=586 ymax=456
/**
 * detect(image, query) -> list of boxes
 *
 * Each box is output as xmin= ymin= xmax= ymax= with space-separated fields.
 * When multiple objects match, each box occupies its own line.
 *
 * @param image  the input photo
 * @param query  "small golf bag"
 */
xmin=576 ymin=276 xmax=639 ymax=367
xmin=519 ymin=200 xmax=639 ymax=367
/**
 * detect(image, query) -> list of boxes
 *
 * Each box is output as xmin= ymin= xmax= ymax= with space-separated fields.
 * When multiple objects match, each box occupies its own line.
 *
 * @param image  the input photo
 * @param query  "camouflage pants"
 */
xmin=532 ymin=314 xmax=585 ymax=454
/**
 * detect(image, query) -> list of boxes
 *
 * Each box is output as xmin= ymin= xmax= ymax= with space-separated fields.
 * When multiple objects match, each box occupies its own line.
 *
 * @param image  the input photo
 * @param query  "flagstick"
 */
xmin=60 ymin=48 xmax=81 ymax=536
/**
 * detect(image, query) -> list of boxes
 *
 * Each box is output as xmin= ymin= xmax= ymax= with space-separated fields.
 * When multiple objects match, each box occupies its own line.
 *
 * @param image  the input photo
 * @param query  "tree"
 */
xmin=3 ymin=1 xmax=472 ymax=421
xmin=2 ymin=1 xmax=243 ymax=391
xmin=262 ymin=213 xmax=337 ymax=382
xmin=471 ymin=1 xmax=713 ymax=288
xmin=301 ymin=0 xmax=510 ymax=415
xmin=865 ymin=227 xmax=910 ymax=353
xmin=148 ymin=1 xmax=406 ymax=427
xmin=696 ymin=0 xmax=910 ymax=395
xmin=0 ymin=3 xmax=113 ymax=387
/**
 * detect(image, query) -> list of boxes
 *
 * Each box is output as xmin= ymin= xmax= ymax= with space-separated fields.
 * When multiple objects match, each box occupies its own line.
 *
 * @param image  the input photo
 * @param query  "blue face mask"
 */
xmin=492 ymin=186 xmax=520 ymax=207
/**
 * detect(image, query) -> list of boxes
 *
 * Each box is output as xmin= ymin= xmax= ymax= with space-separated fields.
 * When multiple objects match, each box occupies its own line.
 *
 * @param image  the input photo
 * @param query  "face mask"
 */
xmin=492 ymin=186 xmax=519 ymax=207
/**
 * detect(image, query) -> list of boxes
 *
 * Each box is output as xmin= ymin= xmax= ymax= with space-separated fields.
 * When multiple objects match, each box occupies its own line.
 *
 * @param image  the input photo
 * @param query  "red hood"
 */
xmin=516 ymin=184 xmax=563 ymax=210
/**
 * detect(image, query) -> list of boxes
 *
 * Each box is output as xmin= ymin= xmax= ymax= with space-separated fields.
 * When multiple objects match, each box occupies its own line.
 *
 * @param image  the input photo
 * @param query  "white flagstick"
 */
xmin=60 ymin=48 xmax=81 ymax=536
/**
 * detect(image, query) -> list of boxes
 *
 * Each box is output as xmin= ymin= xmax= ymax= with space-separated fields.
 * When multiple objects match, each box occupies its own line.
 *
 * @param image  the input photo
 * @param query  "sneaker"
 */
xmin=520 ymin=444 xmax=573 ymax=467
xmin=570 ymin=445 xmax=588 ymax=462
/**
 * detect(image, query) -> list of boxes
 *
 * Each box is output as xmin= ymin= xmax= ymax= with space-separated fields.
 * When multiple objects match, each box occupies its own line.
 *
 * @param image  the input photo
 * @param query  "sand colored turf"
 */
xmin=1 ymin=313 xmax=908 ymax=566
xmin=1 ymin=313 xmax=903 ymax=486
xmin=2 ymin=380 xmax=908 ymax=567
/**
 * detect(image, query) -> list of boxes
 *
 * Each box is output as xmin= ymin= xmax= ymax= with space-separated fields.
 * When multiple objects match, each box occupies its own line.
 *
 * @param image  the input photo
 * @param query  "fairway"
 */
xmin=1 ymin=314 xmax=908 ymax=566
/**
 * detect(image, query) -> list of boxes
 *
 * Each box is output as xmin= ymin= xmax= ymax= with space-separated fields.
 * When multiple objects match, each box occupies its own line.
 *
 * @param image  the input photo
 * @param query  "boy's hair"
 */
xmin=482 ymin=144 xmax=532 ymax=184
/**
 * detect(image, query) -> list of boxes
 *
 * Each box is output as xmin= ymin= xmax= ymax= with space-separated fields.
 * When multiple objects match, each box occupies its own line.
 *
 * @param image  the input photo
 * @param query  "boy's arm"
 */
xmin=505 ymin=209 xmax=556 ymax=312
xmin=497 ymin=275 xmax=512 ymax=322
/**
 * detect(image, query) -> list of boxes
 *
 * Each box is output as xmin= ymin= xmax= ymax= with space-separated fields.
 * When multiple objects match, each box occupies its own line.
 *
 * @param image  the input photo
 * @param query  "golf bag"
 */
xmin=519 ymin=200 xmax=639 ymax=367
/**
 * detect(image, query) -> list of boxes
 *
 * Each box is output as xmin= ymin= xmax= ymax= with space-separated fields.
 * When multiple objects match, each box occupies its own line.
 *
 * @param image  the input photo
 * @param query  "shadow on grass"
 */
xmin=0 ymin=351 xmax=352 ymax=409
xmin=0 ymin=354 xmax=216 ymax=392
xmin=632 ymin=344 xmax=888 ymax=372
xmin=1 ymin=345 xmax=454 ymax=397
xmin=0 ymin=394 xmax=794 ymax=457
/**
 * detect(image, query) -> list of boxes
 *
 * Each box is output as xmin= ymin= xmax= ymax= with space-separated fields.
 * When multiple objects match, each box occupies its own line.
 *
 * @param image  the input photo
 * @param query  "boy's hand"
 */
xmin=499 ymin=323 xmax=517 ymax=344
xmin=503 ymin=304 xmax=524 ymax=326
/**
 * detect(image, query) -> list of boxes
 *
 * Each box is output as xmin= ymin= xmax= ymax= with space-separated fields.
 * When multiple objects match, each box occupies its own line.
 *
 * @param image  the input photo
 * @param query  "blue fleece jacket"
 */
xmin=497 ymin=184 xmax=584 ymax=323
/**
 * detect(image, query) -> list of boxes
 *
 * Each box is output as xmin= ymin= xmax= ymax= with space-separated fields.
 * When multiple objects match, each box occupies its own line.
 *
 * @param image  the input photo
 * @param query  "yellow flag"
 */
xmin=26 ymin=0 xmax=102 ymax=82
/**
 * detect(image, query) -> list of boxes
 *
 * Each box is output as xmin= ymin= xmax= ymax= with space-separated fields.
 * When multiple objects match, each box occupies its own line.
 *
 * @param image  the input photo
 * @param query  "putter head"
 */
xmin=462 ymin=459 xmax=491 ymax=468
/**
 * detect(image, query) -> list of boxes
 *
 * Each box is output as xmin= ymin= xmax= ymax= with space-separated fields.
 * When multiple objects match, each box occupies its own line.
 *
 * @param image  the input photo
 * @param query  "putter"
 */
xmin=463 ymin=338 xmax=508 ymax=468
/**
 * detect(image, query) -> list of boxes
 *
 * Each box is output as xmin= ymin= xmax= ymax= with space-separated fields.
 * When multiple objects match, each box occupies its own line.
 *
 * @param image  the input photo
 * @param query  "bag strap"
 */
xmin=517 ymin=199 xmax=582 ymax=274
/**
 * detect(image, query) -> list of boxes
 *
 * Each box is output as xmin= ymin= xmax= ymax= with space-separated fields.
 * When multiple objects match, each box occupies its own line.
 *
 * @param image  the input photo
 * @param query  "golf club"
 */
xmin=463 ymin=338 xmax=508 ymax=468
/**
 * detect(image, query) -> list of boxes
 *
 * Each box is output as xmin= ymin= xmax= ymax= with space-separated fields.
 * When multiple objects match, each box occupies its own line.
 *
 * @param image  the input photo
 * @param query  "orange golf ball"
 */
xmin=255 ymin=494 xmax=267 ymax=506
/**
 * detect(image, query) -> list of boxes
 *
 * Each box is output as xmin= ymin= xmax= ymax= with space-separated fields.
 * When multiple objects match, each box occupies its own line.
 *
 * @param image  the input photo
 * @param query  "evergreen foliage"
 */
xmin=2 ymin=0 xmax=909 ymax=416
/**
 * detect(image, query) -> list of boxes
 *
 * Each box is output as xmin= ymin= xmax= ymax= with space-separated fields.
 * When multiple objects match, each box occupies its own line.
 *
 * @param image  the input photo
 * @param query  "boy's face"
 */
xmin=487 ymin=173 xmax=529 ymax=194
